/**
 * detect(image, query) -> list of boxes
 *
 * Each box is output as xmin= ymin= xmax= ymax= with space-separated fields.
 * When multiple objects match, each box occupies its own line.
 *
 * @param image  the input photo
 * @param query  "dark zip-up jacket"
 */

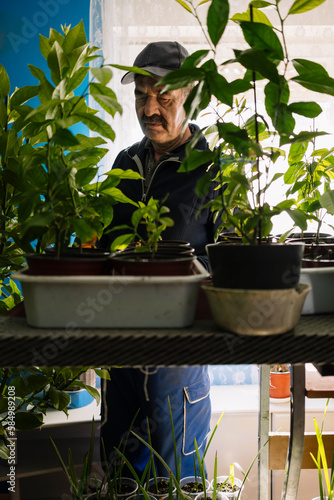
xmin=98 ymin=124 xmax=220 ymax=267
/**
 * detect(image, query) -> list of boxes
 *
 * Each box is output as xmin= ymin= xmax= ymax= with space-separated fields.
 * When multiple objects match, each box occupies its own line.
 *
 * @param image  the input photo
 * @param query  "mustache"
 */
xmin=142 ymin=115 xmax=167 ymax=128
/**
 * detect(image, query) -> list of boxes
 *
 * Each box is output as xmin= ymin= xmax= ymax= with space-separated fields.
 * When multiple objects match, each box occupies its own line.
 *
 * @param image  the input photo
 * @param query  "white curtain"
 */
xmin=90 ymin=0 xmax=334 ymax=233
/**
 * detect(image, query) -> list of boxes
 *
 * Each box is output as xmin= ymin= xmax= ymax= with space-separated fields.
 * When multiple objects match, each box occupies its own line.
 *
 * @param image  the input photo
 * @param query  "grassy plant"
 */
xmin=310 ymin=399 xmax=334 ymax=500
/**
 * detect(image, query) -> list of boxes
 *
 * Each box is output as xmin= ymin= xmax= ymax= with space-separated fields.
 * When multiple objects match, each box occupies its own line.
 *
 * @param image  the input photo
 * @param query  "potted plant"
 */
xmin=157 ymin=0 xmax=334 ymax=333
xmin=50 ymin=417 xmax=106 ymax=500
xmin=109 ymin=196 xmax=195 ymax=276
xmin=269 ymin=364 xmax=291 ymax=401
xmin=0 ymin=367 xmax=105 ymax=460
xmin=1 ymin=21 xmax=140 ymax=278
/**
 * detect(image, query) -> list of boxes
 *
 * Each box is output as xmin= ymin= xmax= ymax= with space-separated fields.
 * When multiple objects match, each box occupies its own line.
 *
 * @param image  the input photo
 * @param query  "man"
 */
xmin=99 ymin=41 xmax=218 ymax=480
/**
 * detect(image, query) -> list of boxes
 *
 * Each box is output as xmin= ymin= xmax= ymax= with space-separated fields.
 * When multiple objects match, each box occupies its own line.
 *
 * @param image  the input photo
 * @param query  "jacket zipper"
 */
xmin=131 ymin=155 xmax=181 ymax=202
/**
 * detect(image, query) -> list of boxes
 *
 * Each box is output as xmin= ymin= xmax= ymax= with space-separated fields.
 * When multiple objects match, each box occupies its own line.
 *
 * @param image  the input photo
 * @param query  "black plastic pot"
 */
xmin=206 ymin=242 xmax=305 ymax=289
xmin=110 ymin=249 xmax=195 ymax=276
xmin=25 ymin=249 xmax=111 ymax=276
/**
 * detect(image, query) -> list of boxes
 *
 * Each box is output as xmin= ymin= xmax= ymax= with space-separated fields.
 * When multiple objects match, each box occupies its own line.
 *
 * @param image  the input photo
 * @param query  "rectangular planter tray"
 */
xmin=13 ymin=259 xmax=209 ymax=329
xmin=300 ymin=266 xmax=334 ymax=315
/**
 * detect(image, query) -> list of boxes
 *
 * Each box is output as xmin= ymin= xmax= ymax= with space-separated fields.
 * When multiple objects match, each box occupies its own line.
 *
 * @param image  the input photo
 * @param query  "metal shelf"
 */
xmin=0 ymin=314 xmax=334 ymax=366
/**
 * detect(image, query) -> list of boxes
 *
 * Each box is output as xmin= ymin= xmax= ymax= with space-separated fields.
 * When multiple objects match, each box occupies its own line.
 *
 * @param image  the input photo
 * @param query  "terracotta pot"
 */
xmin=25 ymin=250 xmax=111 ymax=276
xmin=270 ymin=370 xmax=291 ymax=399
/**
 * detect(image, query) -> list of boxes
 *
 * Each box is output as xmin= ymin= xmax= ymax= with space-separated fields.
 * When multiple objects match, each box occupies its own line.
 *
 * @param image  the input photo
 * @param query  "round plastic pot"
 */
xmin=179 ymin=476 xmax=211 ymax=498
xmin=206 ymin=243 xmax=304 ymax=289
xmin=195 ymin=492 xmax=229 ymax=500
xmin=111 ymin=251 xmax=195 ymax=276
xmin=210 ymin=476 xmax=243 ymax=499
xmin=25 ymin=250 xmax=111 ymax=276
xmin=146 ymin=477 xmax=176 ymax=499
xmin=270 ymin=371 xmax=291 ymax=399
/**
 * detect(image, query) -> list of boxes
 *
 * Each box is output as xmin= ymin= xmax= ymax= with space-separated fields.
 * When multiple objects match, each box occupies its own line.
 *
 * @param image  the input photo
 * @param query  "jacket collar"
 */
xmin=126 ymin=123 xmax=206 ymax=161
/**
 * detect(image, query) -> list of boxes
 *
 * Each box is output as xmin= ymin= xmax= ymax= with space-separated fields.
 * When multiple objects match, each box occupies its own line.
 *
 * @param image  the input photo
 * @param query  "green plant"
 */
xmin=310 ymin=399 xmax=334 ymax=500
xmin=284 ymin=140 xmax=334 ymax=241
xmin=158 ymin=0 xmax=334 ymax=245
xmin=0 ymin=21 xmax=140 ymax=262
xmin=50 ymin=417 xmax=106 ymax=500
xmin=109 ymin=196 xmax=174 ymax=257
xmin=0 ymin=367 xmax=108 ymax=459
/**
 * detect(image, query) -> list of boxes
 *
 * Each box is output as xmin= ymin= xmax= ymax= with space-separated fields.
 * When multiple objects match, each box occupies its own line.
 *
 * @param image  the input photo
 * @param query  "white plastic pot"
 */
xmin=300 ymin=267 xmax=334 ymax=314
xmin=210 ymin=476 xmax=243 ymax=499
xmin=13 ymin=259 xmax=209 ymax=328
xmin=180 ymin=476 xmax=211 ymax=498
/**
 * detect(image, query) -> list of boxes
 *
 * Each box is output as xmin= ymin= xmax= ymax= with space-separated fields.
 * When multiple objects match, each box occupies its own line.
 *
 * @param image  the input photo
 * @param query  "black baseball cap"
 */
xmin=121 ymin=41 xmax=189 ymax=85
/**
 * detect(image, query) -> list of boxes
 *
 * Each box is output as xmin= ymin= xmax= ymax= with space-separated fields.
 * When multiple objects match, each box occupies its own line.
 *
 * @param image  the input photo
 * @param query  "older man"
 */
xmin=99 ymin=41 xmax=218 ymax=479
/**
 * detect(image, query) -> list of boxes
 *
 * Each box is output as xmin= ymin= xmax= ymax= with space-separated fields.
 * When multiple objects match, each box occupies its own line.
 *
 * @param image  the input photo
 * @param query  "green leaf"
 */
xmin=292 ymin=72 xmax=334 ymax=96
xmin=52 ymin=128 xmax=80 ymax=147
xmin=10 ymin=86 xmax=39 ymax=107
xmin=91 ymin=66 xmax=113 ymax=85
xmin=196 ymin=172 xmax=212 ymax=198
xmin=0 ymin=441 xmax=10 ymax=460
xmin=110 ymin=233 xmax=134 ymax=252
xmin=49 ymin=386 xmax=71 ymax=411
xmin=207 ymin=0 xmax=229 ymax=46
xmin=62 ymin=20 xmax=87 ymax=54
xmin=285 ymin=209 xmax=308 ymax=230
xmin=184 ymin=81 xmax=211 ymax=121
xmin=235 ymin=49 xmax=280 ymax=84
xmin=159 ymin=68 xmax=205 ymax=91
xmin=249 ymin=0 xmax=272 ymax=6
xmin=47 ymin=41 xmax=70 ymax=85
xmin=182 ymin=50 xmax=209 ymax=69
xmin=231 ymin=7 xmax=273 ymax=27
xmin=217 ymin=122 xmax=251 ymax=156
xmin=84 ymin=385 xmax=100 ymax=405
xmin=288 ymin=101 xmax=322 ymax=118
xmin=72 ymin=112 xmax=115 ymax=141
xmin=39 ymin=34 xmax=51 ymax=60
xmin=174 ymin=0 xmax=192 ymax=13
xmin=293 ymin=58 xmax=328 ymax=76
xmin=240 ymin=21 xmax=284 ymax=61
xmin=75 ymin=167 xmax=98 ymax=186
xmin=28 ymin=65 xmax=54 ymax=101
xmin=90 ymin=92 xmax=122 ymax=117
xmin=288 ymin=0 xmax=327 ymax=15
xmin=320 ymin=190 xmax=334 ymax=215
xmin=0 ymin=64 xmax=10 ymax=98
xmin=207 ymin=71 xmax=233 ymax=107
xmin=280 ymin=131 xmax=328 ymax=146
xmin=105 ymin=168 xmax=142 ymax=180
xmin=8 ymin=374 xmax=49 ymax=397
xmin=178 ymin=150 xmax=214 ymax=173
xmin=15 ymin=412 xmax=44 ymax=430
xmin=100 ymin=187 xmax=138 ymax=206
xmin=92 ymin=200 xmax=113 ymax=227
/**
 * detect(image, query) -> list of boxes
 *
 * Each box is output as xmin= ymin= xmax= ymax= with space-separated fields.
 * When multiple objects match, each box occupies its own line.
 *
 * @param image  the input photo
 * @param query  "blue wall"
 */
xmin=0 ymin=0 xmax=90 ymax=92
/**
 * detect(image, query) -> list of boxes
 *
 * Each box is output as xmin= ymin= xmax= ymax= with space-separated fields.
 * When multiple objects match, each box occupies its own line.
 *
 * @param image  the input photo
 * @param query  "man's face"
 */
xmin=134 ymin=75 xmax=187 ymax=151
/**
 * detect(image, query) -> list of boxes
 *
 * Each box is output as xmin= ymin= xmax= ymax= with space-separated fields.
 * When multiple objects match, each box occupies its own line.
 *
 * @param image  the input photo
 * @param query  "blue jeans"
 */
xmin=100 ymin=366 xmax=211 ymax=480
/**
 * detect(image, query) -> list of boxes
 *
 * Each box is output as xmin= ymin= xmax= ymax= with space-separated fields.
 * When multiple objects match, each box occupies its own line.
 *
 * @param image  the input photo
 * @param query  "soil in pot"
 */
xmin=206 ymin=243 xmax=304 ymax=289
xmin=182 ymin=481 xmax=205 ymax=494
xmin=25 ymin=249 xmax=111 ymax=276
xmin=147 ymin=478 xmax=172 ymax=495
xmin=216 ymin=483 xmax=240 ymax=494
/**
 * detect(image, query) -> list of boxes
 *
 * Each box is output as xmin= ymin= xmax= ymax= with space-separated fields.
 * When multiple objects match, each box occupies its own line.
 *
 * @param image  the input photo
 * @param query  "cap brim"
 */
xmin=121 ymin=66 xmax=172 ymax=85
